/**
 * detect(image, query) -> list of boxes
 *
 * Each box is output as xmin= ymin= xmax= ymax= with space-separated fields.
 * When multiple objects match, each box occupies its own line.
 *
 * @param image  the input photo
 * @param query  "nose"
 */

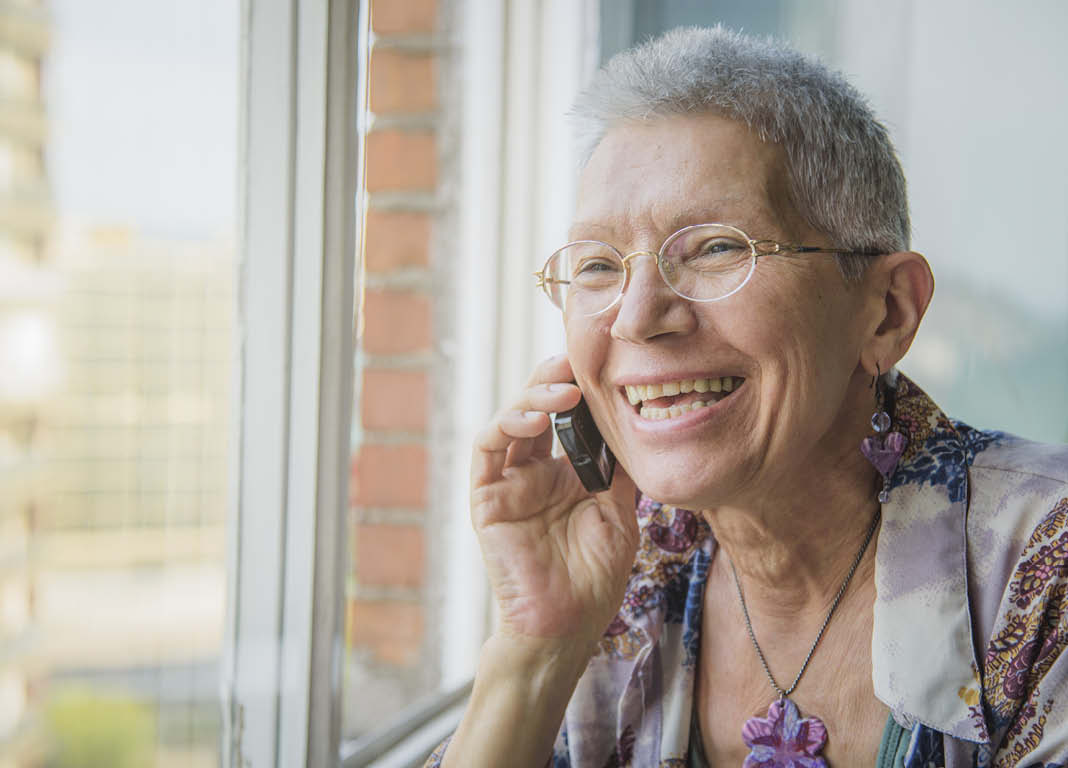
xmin=609 ymin=250 xmax=696 ymax=343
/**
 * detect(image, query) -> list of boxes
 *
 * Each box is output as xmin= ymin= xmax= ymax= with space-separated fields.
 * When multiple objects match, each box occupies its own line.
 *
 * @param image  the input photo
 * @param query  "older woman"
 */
xmin=429 ymin=27 xmax=1068 ymax=768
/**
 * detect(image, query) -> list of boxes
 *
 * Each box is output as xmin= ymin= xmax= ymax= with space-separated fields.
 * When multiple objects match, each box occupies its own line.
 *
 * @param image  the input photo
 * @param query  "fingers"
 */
xmin=501 ymin=415 xmax=556 ymax=470
xmin=525 ymin=353 xmax=575 ymax=388
xmin=472 ymin=365 xmax=582 ymax=489
xmin=474 ymin=410 xmax=544 ymax=480
xmin=504 ymin=421 xmax=541 ymax=466
xmin=524 ymin=354 xmax=576 ymax=459
xmin=528 ymin=418 xmax=556 ymax=460
xmin=476 ymin=383 xmax=580 ymax=454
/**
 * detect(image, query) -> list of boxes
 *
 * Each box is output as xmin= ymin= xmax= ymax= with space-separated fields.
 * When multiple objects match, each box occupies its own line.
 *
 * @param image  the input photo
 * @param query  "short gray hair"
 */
xmin=571 ymin=26 xmax=909 ymax=279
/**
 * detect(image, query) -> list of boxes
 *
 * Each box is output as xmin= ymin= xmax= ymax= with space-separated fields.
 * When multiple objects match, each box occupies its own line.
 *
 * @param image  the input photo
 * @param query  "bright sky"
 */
xmin=46 ymin=0 xmax=239 ymax=239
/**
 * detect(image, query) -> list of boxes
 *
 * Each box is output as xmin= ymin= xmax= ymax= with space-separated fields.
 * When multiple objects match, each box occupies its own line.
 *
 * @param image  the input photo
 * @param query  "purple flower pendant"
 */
xmin=741 ymin=698 xmax=828 ymax=768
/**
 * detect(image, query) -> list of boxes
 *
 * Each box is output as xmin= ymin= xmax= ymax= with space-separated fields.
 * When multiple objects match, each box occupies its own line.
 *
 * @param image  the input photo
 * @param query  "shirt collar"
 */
xmin=871 ymin=373 xmax=989 ymax=743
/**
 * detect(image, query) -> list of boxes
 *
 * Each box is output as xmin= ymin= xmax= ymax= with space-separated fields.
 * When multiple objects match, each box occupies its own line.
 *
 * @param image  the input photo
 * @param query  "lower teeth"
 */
xmin=639 ymin=394 xmax=727 ymax=420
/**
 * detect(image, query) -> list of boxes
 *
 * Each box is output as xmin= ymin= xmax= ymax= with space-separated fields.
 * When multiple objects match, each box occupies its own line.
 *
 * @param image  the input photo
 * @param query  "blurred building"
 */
xmin=1 ymin=2 xmax=232 ymax=765
xmin=0 ymin=1 xmax=52 ymax=764
xmin=26 ymin=225 xmax=231 ymax=767
xmin=0 ymin=0 xmax=50 ymax=262
xmin=3 ymin=226 xmax=233 ymax=768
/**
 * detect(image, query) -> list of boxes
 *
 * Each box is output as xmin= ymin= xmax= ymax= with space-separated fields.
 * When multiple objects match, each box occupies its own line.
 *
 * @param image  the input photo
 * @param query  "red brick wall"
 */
xmin=348 ymin=0 xmax=440 ymax=693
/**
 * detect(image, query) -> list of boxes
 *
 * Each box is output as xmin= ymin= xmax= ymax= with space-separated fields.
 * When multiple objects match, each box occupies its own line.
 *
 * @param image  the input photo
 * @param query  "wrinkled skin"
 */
xmin=461 ymin=112 xmax=930 ymax=768
xmin=470 ymin=354 xmax=638 ymax=647
xmin=563 ymin=113 xmax=878 ymax=513
xmin=470 ymin=112 xmax=881 ymax=649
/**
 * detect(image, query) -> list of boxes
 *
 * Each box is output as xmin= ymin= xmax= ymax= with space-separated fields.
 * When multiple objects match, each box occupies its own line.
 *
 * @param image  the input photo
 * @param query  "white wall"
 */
xmin=825 ymin=0 xmax=1068 ymax=441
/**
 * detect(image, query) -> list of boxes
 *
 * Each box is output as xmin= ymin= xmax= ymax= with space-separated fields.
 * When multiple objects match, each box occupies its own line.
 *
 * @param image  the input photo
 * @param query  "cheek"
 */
xmin=731 ymin=281 xmax=858 ymax=412
xmin=720 ymin=280 xmax=812 ymax=362
xmin=563 ymin=320 xmax=623 ymax=443
xmin=753 ymin=274 xmax=858 ymax=359
xmin=766 ymin=309 xmax=865 ymax=435
xmin=563 ymin=319 xmax=606 ymax=388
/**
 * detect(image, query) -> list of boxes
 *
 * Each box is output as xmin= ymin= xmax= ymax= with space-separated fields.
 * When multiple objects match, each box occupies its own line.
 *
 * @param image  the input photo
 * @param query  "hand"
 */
xmin=471 ymin=355 xmax=639 ymax=649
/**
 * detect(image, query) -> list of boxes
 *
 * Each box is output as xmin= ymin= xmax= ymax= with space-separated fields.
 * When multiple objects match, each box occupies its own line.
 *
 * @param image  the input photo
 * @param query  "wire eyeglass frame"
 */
xmin=533 ymin=222 xmax=882 ymax=317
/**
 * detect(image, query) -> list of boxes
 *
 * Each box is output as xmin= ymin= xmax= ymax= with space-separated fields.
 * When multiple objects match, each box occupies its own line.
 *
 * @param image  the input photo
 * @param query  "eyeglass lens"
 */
xmin=543 ymin=224 xmax=756 ymax=315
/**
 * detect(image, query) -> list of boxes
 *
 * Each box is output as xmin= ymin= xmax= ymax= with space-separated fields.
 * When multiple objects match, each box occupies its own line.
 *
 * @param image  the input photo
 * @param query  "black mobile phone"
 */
xmin=553 ymin=396 xmax=616 ymax=493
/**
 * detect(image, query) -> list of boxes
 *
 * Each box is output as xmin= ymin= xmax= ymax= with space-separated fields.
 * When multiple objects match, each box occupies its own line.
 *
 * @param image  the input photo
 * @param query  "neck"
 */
xmin=701 ymin=392 xmax=882 ymax=624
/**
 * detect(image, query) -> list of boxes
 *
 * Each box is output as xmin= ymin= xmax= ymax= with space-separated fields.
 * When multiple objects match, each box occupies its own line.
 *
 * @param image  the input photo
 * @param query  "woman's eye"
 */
xmin=695 ymin=239 xmax=744 ymax=257
xmin=675 ymin=239 xmax=749 ymax=273
xmin=576 ymin=259 xmax=621 ymax=274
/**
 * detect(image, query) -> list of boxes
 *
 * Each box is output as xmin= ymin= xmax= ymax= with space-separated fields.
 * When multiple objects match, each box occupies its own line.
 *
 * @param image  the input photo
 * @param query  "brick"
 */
xmin=349 ymin=598 xmax=424 ymax=666
xmin=351 ymin=443 xmax=427 ymax=507
xmin=364 ymin=210 xmax=431 ymax=272
xmin=370 ymin=49 xmax=436 ymax=113
xmin=371 ymin=0 xmax=437 ymax=36
xmin=355 ymin=524 xmax=425 ymax=587
xmin=361 ymin=369 xmax=429 ymax=431
xmin=361 ymin=290 xmax=432 ymax=355
xmin=365 ymin=131 xmax=437 ymax=192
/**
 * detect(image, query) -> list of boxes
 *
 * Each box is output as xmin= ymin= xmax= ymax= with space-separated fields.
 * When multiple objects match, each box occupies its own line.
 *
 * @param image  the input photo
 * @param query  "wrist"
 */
xmin=479 ymin=630 xmax=599 ymax=693
xmin=440 ymin=632 xmax=597 ymax=768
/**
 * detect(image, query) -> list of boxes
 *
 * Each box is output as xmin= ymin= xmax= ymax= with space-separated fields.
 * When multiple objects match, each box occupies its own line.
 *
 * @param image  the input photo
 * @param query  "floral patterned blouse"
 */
xmin=426 ymin=375 xmax=1068 ymax=768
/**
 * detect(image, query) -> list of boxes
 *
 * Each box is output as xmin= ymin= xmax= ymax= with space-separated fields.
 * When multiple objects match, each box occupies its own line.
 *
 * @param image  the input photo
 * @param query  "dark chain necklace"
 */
xmin=728 ymin=509 xmax=881 ymax=765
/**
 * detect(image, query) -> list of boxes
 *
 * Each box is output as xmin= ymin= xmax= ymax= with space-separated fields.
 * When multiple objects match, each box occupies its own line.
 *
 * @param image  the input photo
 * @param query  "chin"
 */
xmin=621 ymin=440 xmax=764 ymax=509
xmin=624 ymin=461 xmax=718 ymax=510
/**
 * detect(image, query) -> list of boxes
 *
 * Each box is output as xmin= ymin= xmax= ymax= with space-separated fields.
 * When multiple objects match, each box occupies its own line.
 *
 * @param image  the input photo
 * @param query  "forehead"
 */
xmin=572 ymin=113 xmax=791 ymax=241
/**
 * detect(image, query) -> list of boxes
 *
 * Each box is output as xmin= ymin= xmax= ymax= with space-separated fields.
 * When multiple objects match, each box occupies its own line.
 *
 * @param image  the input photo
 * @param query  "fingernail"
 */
xmin=548 ymin=383 xmax=571 ymax=392
xmin=523 ymin=410 xmax=541 ymax=419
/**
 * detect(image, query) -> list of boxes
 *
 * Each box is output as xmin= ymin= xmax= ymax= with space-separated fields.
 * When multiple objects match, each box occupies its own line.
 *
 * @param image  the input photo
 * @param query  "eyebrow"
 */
xmin=568 ymin=199 xmax=757 ymax=243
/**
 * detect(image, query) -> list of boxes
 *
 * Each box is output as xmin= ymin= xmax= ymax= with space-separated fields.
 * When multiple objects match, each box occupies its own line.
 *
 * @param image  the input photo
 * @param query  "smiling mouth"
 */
xmin=624 ymin=376 xmax=744 ymax=420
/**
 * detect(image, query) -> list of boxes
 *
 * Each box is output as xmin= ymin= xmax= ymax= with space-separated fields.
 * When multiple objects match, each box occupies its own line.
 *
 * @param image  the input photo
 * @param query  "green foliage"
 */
xmin=44 ymin=687 xmax=156 ymax=768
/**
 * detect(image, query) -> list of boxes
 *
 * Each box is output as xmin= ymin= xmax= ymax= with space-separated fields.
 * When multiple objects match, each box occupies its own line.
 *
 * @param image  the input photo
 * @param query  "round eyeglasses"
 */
xmin=534 ymin=223 xmax=881 ymax=317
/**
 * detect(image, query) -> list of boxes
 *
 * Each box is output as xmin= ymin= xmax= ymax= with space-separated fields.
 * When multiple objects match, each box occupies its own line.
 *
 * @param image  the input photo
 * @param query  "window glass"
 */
xmin=341 ymin=3 xmax=596 ymax=752
xmin=0 ymin=1 xmax=237 ymax=765
xmin=342 ymin=1 xmax=1067 ymax=762
xmin=343 ymin=1 xmax=445 ymax=741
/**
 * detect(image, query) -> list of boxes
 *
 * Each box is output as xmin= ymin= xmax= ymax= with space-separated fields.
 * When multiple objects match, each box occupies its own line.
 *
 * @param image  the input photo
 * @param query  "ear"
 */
xmin=860 ymin=251 xmax=934 ymax=378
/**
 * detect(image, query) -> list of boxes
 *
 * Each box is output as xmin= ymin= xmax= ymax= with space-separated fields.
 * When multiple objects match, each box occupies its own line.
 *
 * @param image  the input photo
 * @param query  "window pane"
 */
xmin=0 ymin=1 xmax=237 ymax=765
xmin=342 ymin=3 xmax=599 ymax=757
xmin=344 ymin=0 xmax=443 ymax=740
xmin=346 ymin=0 xmax=1068 ymax=761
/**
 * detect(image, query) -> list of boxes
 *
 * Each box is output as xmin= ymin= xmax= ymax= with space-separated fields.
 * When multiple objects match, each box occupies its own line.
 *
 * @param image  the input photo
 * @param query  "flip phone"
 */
xmin=553 ymin=397 xmax=616 ymax=493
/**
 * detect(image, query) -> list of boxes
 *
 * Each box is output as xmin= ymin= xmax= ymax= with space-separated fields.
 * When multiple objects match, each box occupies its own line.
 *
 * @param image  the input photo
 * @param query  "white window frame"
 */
xmin=341 ymin=1 xmax=600 ymax=755
xmin=223 ymin=0 xmax=601 ymax=764
xmin=222 ymin=1 xmax=360 ymax=766
xmin=344 ymin=0 xmax=599 ymax=761
xmin=442 ymin=0 xmax=602 ymax=689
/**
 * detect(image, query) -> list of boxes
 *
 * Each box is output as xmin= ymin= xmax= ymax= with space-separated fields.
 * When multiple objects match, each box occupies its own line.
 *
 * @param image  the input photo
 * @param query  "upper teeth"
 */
xmin=625 ymin=377 xmax=739 ymax=405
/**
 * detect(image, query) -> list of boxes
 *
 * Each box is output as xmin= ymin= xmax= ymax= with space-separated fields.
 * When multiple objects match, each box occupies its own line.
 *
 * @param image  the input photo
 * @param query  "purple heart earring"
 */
xmin=860 ymin=365 xmax=907 ymax=503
